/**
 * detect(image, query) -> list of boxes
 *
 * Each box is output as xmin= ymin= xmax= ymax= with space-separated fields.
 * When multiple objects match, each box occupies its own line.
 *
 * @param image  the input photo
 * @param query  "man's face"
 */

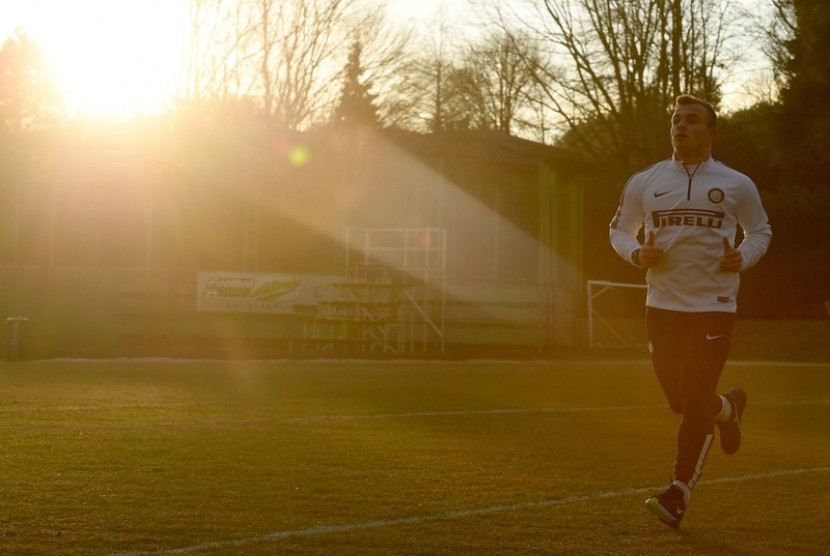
xmin=671 ymin=103 xmax=715 ymax=158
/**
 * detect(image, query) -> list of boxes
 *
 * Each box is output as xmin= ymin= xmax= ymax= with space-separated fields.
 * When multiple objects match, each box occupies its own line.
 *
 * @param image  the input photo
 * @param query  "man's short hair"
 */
xmin=675 ymin=94 xmax=717 ymax=129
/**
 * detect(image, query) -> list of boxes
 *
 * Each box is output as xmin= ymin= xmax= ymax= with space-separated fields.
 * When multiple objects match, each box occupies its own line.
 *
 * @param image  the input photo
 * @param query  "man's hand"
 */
xmin=637 ymin=232 xmax=663 ymax=268
xmin=720 ymin=237 xmax=742 ymax=272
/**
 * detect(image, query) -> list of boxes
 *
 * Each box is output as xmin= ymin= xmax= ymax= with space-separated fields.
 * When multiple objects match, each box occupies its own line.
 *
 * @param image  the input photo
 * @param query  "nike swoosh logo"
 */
xmin=706 ymin=333 xmax=724 ymax=340
xmin=654 ymin=191 xmax=671 ymax=197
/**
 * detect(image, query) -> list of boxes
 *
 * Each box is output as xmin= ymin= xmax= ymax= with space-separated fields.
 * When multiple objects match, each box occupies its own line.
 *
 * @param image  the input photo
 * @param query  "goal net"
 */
xmin=586 ymin=280 xmax=647 ymax=348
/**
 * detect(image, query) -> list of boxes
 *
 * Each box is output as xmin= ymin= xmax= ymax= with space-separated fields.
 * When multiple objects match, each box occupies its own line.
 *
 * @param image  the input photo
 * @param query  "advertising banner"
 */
xmin=196 ymin=271 xmax=343 ymax=315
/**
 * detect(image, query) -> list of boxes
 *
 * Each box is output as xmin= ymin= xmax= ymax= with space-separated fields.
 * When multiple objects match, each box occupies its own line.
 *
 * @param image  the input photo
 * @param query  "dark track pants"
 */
xmin=646 ymin=307 xmax=735 ymax=488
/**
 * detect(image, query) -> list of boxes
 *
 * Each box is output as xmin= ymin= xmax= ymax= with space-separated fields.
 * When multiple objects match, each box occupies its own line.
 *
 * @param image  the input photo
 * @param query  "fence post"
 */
xmin=6 ymin=317 xmax=29 ymax=361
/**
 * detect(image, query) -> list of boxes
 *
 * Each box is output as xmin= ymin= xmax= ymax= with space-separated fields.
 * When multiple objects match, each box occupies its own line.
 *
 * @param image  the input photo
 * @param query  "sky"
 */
xmin=0 ymin=0 xmax=191 ymax=117
xmin=0 ymin=0 xmax=769 ymax=119
xmin=0 ymin=0 xmax=459 ymax=118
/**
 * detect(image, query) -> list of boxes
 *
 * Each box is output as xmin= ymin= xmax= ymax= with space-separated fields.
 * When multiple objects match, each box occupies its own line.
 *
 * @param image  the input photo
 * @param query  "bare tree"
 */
xmin=180 ymin=0 xmax=256 ymax=103
xmin=452 ymin=30 xmax=544 ymax=136
xmin=256 ymin=0 xmax=359 ymax=131
xmin=396 ymin=5 xmax=474 ymax=133
xmin=180 ymin=0 xmax=358 ymax=131
xmin=484 ymin=0 xmax=744 ymax=172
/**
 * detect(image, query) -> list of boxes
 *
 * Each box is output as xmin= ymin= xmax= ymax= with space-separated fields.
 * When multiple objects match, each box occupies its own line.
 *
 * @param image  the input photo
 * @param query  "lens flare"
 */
xmin=287 ymin=145 xmax=310 ymax=167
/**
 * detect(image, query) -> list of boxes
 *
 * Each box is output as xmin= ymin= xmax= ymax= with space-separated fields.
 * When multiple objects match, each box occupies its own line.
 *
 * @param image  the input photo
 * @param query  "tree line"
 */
xmin=1 ymin=0 xmax=828 ymax=318
xmin=1 ymin=1 xmax=763 ymax=147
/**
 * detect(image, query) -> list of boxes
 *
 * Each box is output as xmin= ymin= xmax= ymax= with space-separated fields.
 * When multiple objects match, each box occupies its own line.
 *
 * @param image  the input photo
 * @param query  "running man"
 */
xmin=609 ymin=94 xmax=772 ymax=528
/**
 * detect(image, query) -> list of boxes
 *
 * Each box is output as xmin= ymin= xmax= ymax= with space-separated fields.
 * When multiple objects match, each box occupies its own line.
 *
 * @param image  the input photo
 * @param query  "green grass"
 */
xmin=1 ymin=358 xmax=828 ymax=555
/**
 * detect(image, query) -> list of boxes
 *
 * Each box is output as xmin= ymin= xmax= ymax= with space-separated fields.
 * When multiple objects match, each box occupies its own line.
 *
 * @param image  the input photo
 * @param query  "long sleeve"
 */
xmin=735 ymin=183 xmax=772 ymax=271
xmin=609 ymin=177 xmax=645 ymax=265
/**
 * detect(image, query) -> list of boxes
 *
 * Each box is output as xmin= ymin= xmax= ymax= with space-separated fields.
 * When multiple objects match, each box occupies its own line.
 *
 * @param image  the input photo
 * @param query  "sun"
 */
xmin=3 ymin=0 xmax=189 ymax=119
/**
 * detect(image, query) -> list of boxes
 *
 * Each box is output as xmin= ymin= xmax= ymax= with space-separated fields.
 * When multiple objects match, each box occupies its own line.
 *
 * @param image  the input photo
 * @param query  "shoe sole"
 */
xmin=645 ymin=496 xmax=681 ymax=528
xmin=723 ymin=419 xmax=744 ymax=455
xmin=720 ymin=387 xmax=746 ymax=455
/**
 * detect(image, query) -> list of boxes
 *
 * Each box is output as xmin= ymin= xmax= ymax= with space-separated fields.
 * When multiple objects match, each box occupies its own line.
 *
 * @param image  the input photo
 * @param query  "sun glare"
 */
xmin=3 ymin=0 xmax=473 ymax=120
xmin=3 ymin=0 xmax=189 ymax=119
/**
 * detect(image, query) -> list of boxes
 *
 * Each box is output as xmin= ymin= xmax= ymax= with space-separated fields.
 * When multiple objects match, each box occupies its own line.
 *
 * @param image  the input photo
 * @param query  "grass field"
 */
xmin=1 ymin=357 xmax=828 ymax=556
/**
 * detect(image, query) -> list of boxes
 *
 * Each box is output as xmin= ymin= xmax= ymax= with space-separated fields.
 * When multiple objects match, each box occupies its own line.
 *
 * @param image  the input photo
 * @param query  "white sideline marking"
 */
xmin=4 ymin=399 xmax=829 ymax=423
xmin=30 ymin=357 xmax=830 ymax=366
xmin=289 ymin=399 xmax=830 ymax=423
xmin=100 ymin=466 xmax=830 ymax=556
xmin=289 ymin=404 xmax=661 ymax=423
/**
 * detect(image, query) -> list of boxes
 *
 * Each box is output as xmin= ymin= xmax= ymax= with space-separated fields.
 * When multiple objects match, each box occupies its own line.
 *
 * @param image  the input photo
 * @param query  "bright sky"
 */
xmin=0 ymin=0 xmax=191 ymax=118
xmin=0 ymin=0 xmax=462 ymax=119
xmin=385 ymin=0 xmax=468 ymax=24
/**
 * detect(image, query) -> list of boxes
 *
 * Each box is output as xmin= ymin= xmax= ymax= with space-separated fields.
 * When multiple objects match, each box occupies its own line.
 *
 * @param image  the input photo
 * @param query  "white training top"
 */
xmin=609 ymin=155 xmax=772 ymax=313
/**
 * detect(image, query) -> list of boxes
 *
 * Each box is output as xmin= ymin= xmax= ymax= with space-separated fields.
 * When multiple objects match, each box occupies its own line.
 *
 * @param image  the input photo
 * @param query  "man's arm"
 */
xmin=735 ymin=181 xmax=772 ymax=271
xmin=610 ymin=178 xmax=655 ymax=266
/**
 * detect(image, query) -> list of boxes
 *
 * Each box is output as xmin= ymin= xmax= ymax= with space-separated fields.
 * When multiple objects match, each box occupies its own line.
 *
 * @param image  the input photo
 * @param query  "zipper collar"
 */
xmin=671 ymin=155 xmax=711 ymax=200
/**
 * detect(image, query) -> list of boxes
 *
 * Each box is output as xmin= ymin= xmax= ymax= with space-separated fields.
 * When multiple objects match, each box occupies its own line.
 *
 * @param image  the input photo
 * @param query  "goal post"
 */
xmin=586 ymin=280 xmax=647 ymax=348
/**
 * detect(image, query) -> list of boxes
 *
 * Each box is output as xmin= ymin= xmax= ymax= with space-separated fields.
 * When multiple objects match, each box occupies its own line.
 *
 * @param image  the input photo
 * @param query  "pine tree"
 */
xmin=332 ymin=40 xmax=379 ymax=127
